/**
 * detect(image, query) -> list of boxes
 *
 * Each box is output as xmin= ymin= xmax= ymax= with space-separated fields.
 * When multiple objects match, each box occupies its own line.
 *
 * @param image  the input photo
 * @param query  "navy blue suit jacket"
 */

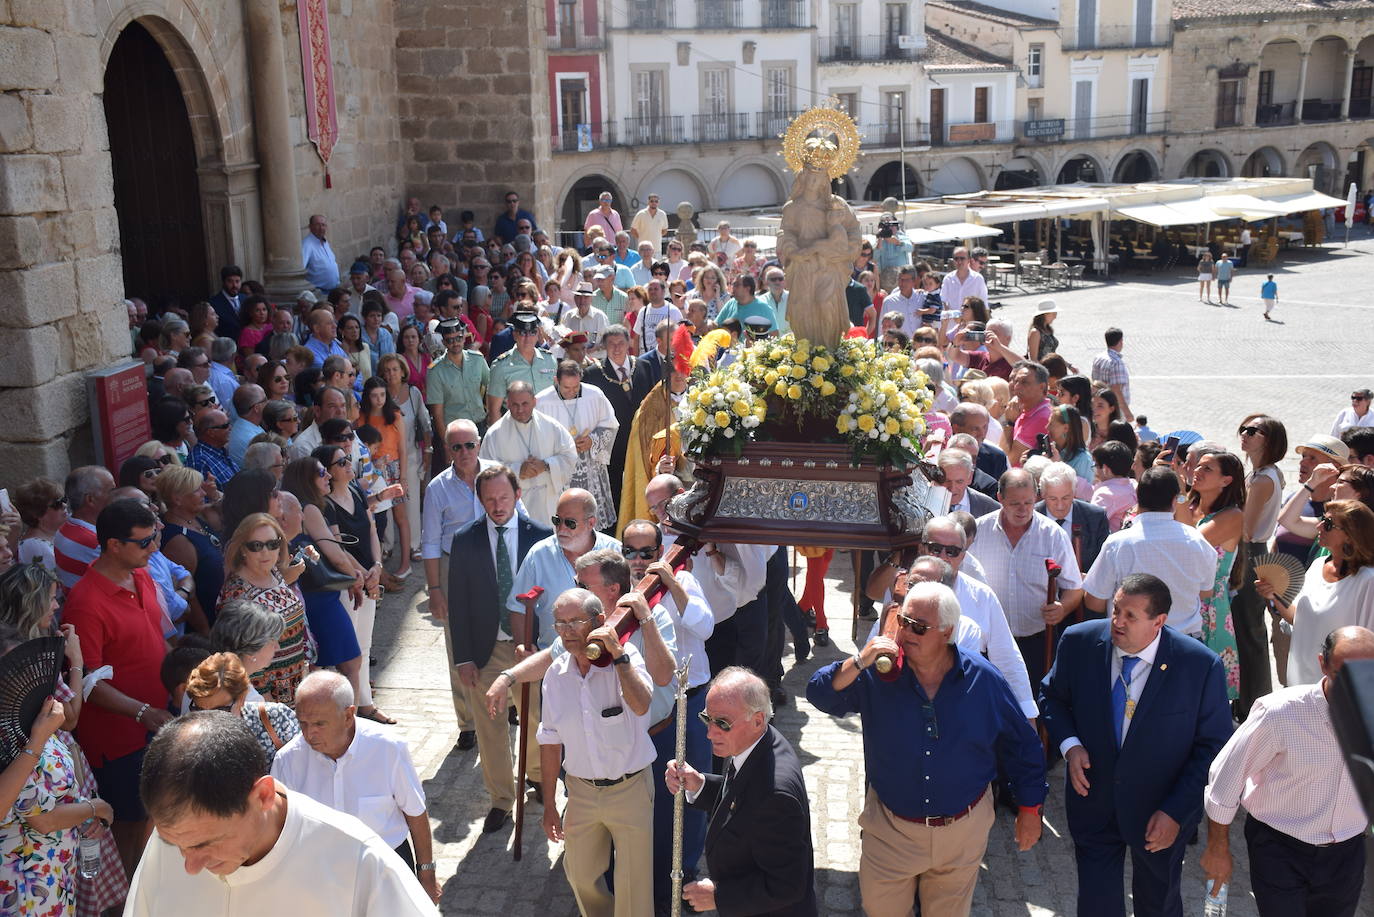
xmin=445 ymin=512 xmax=551 ymax=668
xmin=207 ymin=291 xmax=242 ymax=341
xmin=1039 ymin=620 xmax=1231 ymax=844
xmin=1035 ymin=498 xmax=1109 ymax=572
xmin=977 ymin=441 xmax=1009 ymax=481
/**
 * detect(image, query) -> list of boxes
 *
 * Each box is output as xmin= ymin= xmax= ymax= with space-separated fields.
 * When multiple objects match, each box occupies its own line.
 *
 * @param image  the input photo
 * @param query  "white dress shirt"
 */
xmin=1330 ymin=406 xmax=1374 ymax=437
xmin=939 ymin=270 xmax=988 ymax=313
xmin=270 ymin=720 xmax=427 ymax=848
xmin=537 ymin=642 xmax=658 ymax=780
xmin=665 ymin=533 xmax=744 ymax=624
xmin=1081 ymin=512 xmax=1216 ymax=637
xmin=485 ymin=516 xmax=519 ymax=641
xmin=1204 ymin=682 xmax=1367 ymax=845
xmin=685 ymin=730 xmax=767 ymax=804
xmin=655 ymin=569 xmax=714 ymax=689
xmin=1059 ymin=630 xmax=1161 ymax=756
xmin=969 ymin=511 xmax=1083 ymax=638
xmin=955 ymin=573 xmax=1037 ymax=718
xmin=124 ymin=791 xmax=437 ymax=916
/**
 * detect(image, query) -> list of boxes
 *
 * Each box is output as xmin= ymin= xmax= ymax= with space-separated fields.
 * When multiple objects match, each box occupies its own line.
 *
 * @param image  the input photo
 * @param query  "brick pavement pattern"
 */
xmin=369 ymin=241 xmax=1374 ymax=915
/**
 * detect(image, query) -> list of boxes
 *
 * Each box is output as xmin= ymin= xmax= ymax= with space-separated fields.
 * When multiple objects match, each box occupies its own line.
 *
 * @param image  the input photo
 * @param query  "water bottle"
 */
xmin=1202 ymin=881 xmax=1227 ymax=917
xmin=78 ymin=833 xmax=101 ymax=879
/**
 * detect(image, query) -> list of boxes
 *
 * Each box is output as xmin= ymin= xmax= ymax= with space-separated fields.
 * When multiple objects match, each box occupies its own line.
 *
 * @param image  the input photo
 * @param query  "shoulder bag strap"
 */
xmin=256 ymin=705 xmax=285 ymax=749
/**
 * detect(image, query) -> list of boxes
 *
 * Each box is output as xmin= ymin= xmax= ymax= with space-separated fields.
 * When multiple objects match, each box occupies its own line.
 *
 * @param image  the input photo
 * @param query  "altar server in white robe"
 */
xmin=480 ymin=379 xmax=577 ymax=526
xmin=536 ymin=356 xmax=621 ymax=532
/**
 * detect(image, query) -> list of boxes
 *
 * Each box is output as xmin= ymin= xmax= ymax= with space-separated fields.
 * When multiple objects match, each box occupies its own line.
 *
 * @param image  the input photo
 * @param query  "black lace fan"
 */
xmin=0 ymin=635 xmax=65 ymax=770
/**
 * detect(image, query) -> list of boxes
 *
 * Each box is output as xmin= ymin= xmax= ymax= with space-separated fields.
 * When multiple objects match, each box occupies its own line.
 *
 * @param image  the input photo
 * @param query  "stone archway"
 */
xmin=1182 ymin=149 xmax=1232 ymax=179
xmin=1056 ymin=155 xmax=1101 ymax=184
xmin=1112 ymin=149 xmax=1158 ymax=183
xmin=1241 ymin=146 xmax=1286 ymax=178
xmin=104 ymin=21 xmax=209 ymax=308
xmin=864 ymin=161 xmax=920 ymax=201
xmin=561 ymin=174 xmax=626 ymax=240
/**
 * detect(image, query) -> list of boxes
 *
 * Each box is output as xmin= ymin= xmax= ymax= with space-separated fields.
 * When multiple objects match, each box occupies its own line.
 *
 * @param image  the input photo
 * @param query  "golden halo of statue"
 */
xmin=782 ymin=106 xmax=861 ymax=180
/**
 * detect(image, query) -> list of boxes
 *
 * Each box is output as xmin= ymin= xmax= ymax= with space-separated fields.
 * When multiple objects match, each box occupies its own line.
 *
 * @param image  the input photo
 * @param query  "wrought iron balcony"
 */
xmin=818 ymin=34 xmax=924 ymax=64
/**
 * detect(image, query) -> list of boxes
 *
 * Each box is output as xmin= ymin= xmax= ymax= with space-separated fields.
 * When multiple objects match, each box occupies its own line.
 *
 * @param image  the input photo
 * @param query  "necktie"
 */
xmin=495 ymin=525 xmax=514 ymax=635
xmin=618 ymin=364 xmax=628 ymax=382
xmin=1112 ymin=655 xmax=1141 ymax=747
xmin=714 ymin=760 xmax=737 ymax=817
xmin=1055 ymin=518 xmax=1067 ymax=529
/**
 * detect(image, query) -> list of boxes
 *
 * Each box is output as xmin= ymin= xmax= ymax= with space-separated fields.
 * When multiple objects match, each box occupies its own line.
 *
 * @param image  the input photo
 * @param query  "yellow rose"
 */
xmin=774 ymin=381 xmax=788 ymax=397
xmin=886 ymin=395 xmax=902 ymax=411
xmin=836 ymin=415 xmax=851 ymax=435
xmin=809 ymin=374 xmax=824 ymax=388
xmin=857 ymin=414 xmax=876 ymax=433
xmin=787 ymin=384 xmax=803 ymax=400
xmin=884 ymin=417 xmax=901 ymax=435
xmin=901 ymin=418 xmax=917 ymax=433
xmin=790 ymin=365 xmax=806 ymax=380
xmin=820 ymin=381 xmax=836 ymax=396
xmin=754 ymin=404 xmax=768 ymax=421
xmin=733 ymin=399 xmax=752 ymax=417
xmin=840 ymin=364 xmax=855 ymax=377
xmin=811 ymin=356 xmax=830 ymax=372
xmin=764 ymin=370 xmax=779 ymax=385
xmin=860 ymin=396 xmax=874 ymax=412
xmin=714 ymin=411 xmax=731 ymax=428
xmin=790 ymin=350 xmax=807 ymax=363
xmin=692 ymin=409 xmax=708 ymax=427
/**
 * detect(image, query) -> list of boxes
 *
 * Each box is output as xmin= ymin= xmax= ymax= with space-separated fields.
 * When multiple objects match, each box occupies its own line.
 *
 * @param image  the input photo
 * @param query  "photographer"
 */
xmin=873 ymin=218 xmax=913 ymax=290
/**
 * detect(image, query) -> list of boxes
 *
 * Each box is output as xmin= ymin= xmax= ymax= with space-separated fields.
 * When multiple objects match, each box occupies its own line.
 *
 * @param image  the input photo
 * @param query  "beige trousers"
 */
xmin=562 ymin=768 xmax=655 ymax=917
xmin=461 ymin=638 xmax=542 ymax=810
xmin=438 ymin=556 xmax=473 ymax=729
xmin=857 ymin=785 xmax=995 ymax=917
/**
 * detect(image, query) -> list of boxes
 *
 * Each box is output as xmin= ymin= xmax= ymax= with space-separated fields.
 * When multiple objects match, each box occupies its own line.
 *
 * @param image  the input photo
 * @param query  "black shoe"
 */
xmin=482 ymin=807 xmax=511 ymax=834
xmin=526 ymin=780 xmax=544 ymax=805
xmin=770 ymin=686 xmax=789 ymax=707
xmin=793 ymin=639 xmax=810 ymax=665
xmin=369 ymin=655 xmax=378 ymax=668
xmin=455 ymin=730 xmax=477 ymax=751
xmin=508 ymin=705 xmax=519 ymax=727
xmin=813 ymin=628 xmax=830 ymax=647
xmin=857 ymin=605 xmax=879 ymax=621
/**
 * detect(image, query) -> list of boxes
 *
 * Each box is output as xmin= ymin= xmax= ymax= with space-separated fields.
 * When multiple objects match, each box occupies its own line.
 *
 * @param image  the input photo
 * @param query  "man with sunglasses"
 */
xmin=481 ymin=381 xmax=576 ymax=528
xmin=426 ymin=318 xmax=489 ymax=475
xmin=939 ymin=247 xmax=988 ymax=320
xmin=665 ymin=667 xmax=817 ymax=916
xmin=808 ymin=581 xmax=1045 ymax=915
xmin=591 ymin=243 xmax=635 ymax=290
xmin=1331 ymin=387 xmax=1374 ymax=436
xmin=494 ymin=190 xmax=537 ymax=245
xmin=64 ymin=498 xmax=175 ymax=874
xmin=187 ymin=408 xmax=240 ymax=485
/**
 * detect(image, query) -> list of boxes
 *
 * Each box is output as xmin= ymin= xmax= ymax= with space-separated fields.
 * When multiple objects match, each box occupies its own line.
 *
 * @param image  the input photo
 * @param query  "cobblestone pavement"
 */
xmin=369 ymin=237 xmax=1374 ymax=916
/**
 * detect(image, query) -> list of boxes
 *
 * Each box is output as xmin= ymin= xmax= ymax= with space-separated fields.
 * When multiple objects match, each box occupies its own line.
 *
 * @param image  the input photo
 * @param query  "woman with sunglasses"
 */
xmin=691 ymin=265 xmax=728 ymax=322
xmin=217 ymin=513 xmax=310 ymax=705
xmin=1231 ymin=413 xmax=1288 ymax=708
xmin=377 ymin=354 xmax=430 ymax=554
xmin=1278 ymin=463 xmax=1374 ymax=542
xmin=256 ymin=360 xmax=292 ymax=403
xmin=12 ymin=478 xmax=66 ymax=574
xmin=157 ymin=465 xmax=226 ymax=630
xmin=1265 ymin=500 xmax=1374 ymax=686
xmin=185 ymin=652 xmax=300 ymax=766
xmin=312 ymin=445 xmax=392 ymax=724
xmin=118 ymin=455 xmax=163 ymax=504
xmin=150 ymin=397 xmax=193 ymax=463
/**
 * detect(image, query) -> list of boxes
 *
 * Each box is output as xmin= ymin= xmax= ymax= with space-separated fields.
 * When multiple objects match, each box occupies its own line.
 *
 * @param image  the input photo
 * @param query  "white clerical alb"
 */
xmin=479 ymin=407 xmax=577 ymax=525
xmin=124 ymin=790 xmax=437 ymax=916
xmin=535 ymin=382 xmax=620 ymax=530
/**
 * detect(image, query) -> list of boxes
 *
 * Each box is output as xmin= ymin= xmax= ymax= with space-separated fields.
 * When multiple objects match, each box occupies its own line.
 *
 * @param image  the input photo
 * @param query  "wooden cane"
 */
xmin=1071 ymin=525 xmax=1084 ymax=622
xmin=512 ymin=586 xmax=544 ymax=861
xmin=1040 ymin=559 xmax=1062 ymax=754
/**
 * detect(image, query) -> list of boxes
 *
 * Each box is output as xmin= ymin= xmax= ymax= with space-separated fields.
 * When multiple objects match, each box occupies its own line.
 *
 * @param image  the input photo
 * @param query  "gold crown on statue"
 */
xmin=782 ymin=103 xmax=861 ymax=179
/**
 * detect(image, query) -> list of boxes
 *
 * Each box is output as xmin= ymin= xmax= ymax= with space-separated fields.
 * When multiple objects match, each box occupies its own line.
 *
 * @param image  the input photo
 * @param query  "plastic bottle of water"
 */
xmin=1202 ymin=881 xmax=1227 ymax=917
xmin=78 ymin=833 xmax=101 ymax=879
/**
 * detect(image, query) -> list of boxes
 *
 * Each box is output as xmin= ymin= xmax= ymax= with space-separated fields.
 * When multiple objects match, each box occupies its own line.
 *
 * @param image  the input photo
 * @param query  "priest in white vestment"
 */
xmin=535 ymin=357 xmax=620 ymax=532
xmin=479 ymin=379 xmax=576 ymax=526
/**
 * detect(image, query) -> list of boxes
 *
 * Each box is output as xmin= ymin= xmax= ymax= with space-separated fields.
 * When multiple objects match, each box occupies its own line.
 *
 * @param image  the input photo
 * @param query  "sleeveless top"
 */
xmin=1247 ymin=464 xmax=1284 ymax=542
xmin=163 ymin=517 xmax=225 ymax=621
xmin=325 ymin=482 xmax=375 ymax=569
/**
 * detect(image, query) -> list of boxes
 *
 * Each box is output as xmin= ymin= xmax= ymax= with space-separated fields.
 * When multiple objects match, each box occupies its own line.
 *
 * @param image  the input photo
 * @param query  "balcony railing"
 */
xmin=762 ymin=0 xmax=807 ymax=28
xmin=1061 ymin=24 xmax=1172 ymax=51
xmin=1302 ymin=98 xmax=1344 ymax=122
xmin=697 ymin=0 xmax=742 ymax=28
xmin=555 ymin=111 xmax=812 ymax=152
xmin=861 ymin=122 xmax=931 ymax=147
xmin=625 ymin=0 xmax=674 ymax=28
xmin=1352 ymin=97 xmax=1373 ymax=119
xmin=818 ymin=34 xmax=924 ymax=63
xmin=553 ymin=121 xmax=619 ymax=153
xmin=1255 ymin=102 xmax=1295 ymax=126
xmin=757 ymin=109 xmax=803 ymax=138
xmin=624 ymin=115 xmax=685 ymax=145
xmin=693 ymin=112 xmax=751 ymax=142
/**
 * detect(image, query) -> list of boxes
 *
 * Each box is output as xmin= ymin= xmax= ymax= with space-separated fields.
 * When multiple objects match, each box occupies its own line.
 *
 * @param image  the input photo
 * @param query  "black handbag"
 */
xmin=296 ymin=535 xmax=358 ymax=593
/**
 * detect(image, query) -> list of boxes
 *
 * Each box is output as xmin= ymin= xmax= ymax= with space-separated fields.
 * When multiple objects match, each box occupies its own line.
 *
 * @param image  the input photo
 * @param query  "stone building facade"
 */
xmin=0 ymin=0 xmax=550 ymax=489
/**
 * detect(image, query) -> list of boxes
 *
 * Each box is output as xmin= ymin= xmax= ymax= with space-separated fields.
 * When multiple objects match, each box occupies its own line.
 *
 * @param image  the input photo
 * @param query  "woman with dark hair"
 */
xmin=13 ymin=477 xmax=65 ymax=573
xmin=1056 ymin=374 xmax=1093 ymax=443
xmin=187 ymin=301 xmax=218 ymax=340
xmin=1105 ymin=419 xmax=1138 ymax=454
xmin=149 ymin=396 xmax=193 ymax=462
xmin=357 ymin=377 xmax=411 ymax=579
xmin=1026 ymin=301 xmax=1058 ymax=361
xmin=256 ymin=359 xmax=291 ymax=403
xmin=1233 ymin=413 xmax=1288 ymax=708
xmin=377 ymin=354 xmax=428 ymax=557
xmin=1047 ymin=404 xmax=1093 ymax=491
xmin=118 ymin=455 xmax=162 ymax=500
xmin=260 ymin=399 xmax=301 ymax=446
xmin=1267 ymin=499 xmax=1374 ymax=686
xmin=280 ymin=457 xmax=365 ymax=711
xmin=1088 ymin=386 xmax=1122 ymax=450
xmin=1178 ymin=450 xmax=1247 ymax=699
xmin=337 ymin=313 xmax=372 ymax=380
xmin=218 ymin=468 xmax=280 ymax=552
xmin=236 ymin=296 xmax=272 ymax=361
xmin=395 ymin=324 xmax=429 ymax=395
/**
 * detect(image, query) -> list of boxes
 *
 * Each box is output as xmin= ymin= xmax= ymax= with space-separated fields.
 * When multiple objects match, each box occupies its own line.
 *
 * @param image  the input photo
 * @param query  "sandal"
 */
xmin=358 ymin=706 xmax=396 ymax=725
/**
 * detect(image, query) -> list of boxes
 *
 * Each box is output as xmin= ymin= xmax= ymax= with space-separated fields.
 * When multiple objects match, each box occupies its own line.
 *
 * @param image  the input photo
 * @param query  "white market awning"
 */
xmin=1114 ymin=199 xmax=1223 ymax=226
xmin=1260 ymin=190 xmax=1349 ymax=214
xmin=926 ymin=222 xmax=1003 ymax=241
xmin=1205 ymin=194 xmax=1292 ymax=222
xmin=967 ymin=197 xmax=1109 ymax=224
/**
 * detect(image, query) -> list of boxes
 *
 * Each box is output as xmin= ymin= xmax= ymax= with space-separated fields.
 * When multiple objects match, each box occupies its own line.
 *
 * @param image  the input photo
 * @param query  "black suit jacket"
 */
xmin=689 ymin=725 xmax=817 ymax=916
xmin=977 ymin=441 xmax=1009 ymax=482
xmin=445 ymin=512 xmax=551 ymax=669
xmin=585 ymin=356 xmax=638 ymax=428
xmin=207 ymin=291 xmax=243 ymax=341
xmin=1035 ymin=499 xmax=1109 ymax=572
xmin=963 ymin=487 xmax=1000 ymax=519
xmin=629 ymin=349 xmax=664 ymax=410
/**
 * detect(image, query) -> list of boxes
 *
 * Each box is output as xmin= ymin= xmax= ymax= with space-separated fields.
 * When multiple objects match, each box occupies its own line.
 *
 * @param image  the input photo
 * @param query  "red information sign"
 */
xmin=87 ymin=361 xmax=151 ymax=474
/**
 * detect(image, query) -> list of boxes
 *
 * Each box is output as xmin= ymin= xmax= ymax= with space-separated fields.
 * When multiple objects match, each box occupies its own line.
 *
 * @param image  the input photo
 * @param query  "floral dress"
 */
xmin=219 ymin=570 xmax=310 ymax=705
xmin=1200 ymin=511 xmax=1240 ymax=699
xmin=0 ymin=737 xmax=79 ymax=916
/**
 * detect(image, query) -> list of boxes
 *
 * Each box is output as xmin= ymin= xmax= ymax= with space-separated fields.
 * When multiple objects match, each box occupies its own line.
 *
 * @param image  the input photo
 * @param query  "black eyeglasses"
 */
xmin=1353 ymin=395 xmax=1369 ymax=403
xmin=1319 ymin=516 xmax=1339 ymax=532
xmin=49 ymin=498 xmax=67 ymax=510
xmin=194 ymin=398 xmax=217 ymax=408
xmin=193 ymin=702 xmax=235 ymax=713
xmin=156 ymin=454 xmax=175 ymax=466
xmin=896 ymin=613 xmax=934 ymax=636
xmin=448 ymin=441 xmax=479 ymax=451
xmin=118 ymin=533 xmax=157 ymax=549
xmin=621 ymin=545 xmax=657 ymax=560
xmin=325 ymin=436 xmax=352 ymax=444
xmin=697 ymin=710 xmax=733 ymax=731
xmin=244 ymin=538 xmax=283 ymax=553
xmin=551 ymin=515 xmax=581 ymax=530
xmin=330 ymin=458 xmax=350 ymax=468
xmin=1237 ymin=425 xmax=1262 ymax=437
xmin=515 ymin=329 xmax=539 ymax=337
xmin=140 ymin=469 xmax=160 ymax=480
xmin=506 ymin=197 xmax=519 ymax=204
xmin=205 ymin=422 xmax=231 ymax=431
xmin=281 ymin=415 xmax=300 ymax=424
xmin=315 ymin=466 xmax=329 ymax=478
xmin=921 ymin=542 xmax=962 ymax=558
xmin=921 ymin=701 xmax=939 ymax=740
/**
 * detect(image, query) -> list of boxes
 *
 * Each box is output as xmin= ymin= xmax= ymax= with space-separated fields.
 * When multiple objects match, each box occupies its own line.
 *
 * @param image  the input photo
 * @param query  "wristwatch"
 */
xmin=612 ymin=654 xmax=631 ymax=666
xmin=851 ymin=653 xmax=866 ymax=672
xmin=416 ymin=862 xmax=437 ymax=872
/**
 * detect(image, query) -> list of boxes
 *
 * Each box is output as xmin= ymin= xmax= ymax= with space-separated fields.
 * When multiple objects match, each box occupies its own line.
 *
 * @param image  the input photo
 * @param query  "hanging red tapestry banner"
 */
xmin=296 ymin=0 xmax=338 ymax=186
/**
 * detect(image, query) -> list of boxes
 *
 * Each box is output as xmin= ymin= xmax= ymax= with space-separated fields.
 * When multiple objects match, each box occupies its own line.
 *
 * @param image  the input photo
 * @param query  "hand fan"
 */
xmin=1252 ymin=552 xmax=1307 ymax=607
xmin=0 ymin=635 xmax=65 ymax=769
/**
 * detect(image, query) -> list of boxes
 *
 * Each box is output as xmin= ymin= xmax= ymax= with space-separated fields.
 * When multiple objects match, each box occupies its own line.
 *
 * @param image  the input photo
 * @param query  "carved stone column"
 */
xmin=1295 ymin=51 xmax=1310 ymax=123
xmin=1342 ymin=49 xmax=1357 ymax=120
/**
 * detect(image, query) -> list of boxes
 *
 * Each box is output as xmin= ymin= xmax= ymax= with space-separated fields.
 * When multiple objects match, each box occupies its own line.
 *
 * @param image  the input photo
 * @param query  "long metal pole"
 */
xmin=670 ymin=657 xmax=692 ymax=917
xmin=898 ymin=96 xmax=907 ymax=203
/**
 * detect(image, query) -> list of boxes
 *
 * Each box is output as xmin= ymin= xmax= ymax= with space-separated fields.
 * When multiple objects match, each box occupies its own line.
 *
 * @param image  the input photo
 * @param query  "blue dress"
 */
xmin=163 ymin=518 xmax=225 ymax=626
xmin=290 ymin=533 xmax=361 ymax=667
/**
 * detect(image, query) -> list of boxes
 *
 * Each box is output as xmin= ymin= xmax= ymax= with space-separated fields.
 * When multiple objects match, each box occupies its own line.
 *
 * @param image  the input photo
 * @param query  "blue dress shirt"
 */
xmin=507 ymin=531 xmax=622 ymax=647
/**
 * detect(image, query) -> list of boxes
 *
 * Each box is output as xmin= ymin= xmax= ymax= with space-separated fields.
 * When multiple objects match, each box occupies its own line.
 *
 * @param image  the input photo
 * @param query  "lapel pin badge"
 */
xmin=1159 ymin=664 xmax=1167 ymax=671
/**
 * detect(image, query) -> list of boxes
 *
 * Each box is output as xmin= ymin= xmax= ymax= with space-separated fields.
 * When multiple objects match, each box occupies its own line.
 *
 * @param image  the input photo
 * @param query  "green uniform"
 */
xmin=425 ymin=350 xmax=490 ymax=425
xmin=488 ymin=346 xmax=558 ymax=400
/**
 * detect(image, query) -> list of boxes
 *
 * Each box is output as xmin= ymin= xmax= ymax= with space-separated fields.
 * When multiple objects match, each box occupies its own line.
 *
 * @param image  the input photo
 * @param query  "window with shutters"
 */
xmin=700 ymin=68 xmax=731 ymax=141
xmin=632 ymin=69 xmax=667 ymax=142
xmin=836 ymin=92 xmax=859 ymax=120
xmin=1073 ymin=80 xmax=1093 ymax=139
xmin=1131 ymin=78 xmax=1149 ymax=133
xmin=1134 ymin=0 xmax=1153 ymax=45
xmin=882 ymin=3 xmax=908 ymax=56
xmin=974 ymin=87 xmax=989 ymax=123
xmin=1077 ymin=0 xmax=1096 ymax=49
xmin=1215 ymin=78 xmax=1243 ymax=128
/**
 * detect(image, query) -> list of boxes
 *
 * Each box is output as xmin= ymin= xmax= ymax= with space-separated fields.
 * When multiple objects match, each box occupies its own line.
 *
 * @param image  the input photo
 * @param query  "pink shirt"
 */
xmin=584 ymin=207 xmax=623 ymax=238
xmin=1012 ymin=398 xmax=1052 ymax=455
xmin=1090 ymin=476 xmax=1138 ymax=531
xmin=383 ymin=285 xmax=422 ymax=323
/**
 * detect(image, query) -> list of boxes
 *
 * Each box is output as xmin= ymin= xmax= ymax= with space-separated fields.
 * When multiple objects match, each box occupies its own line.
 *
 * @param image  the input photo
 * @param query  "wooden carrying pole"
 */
xmin=1040 ymin=559 xmax=1062 ymax=753
xmin=512 ymin=586 xmax=544 ymax=860
xmin=670 ymin=658 xmax=692 ymax=917
xmin=584 ymin=541 xmax=697 ymax=664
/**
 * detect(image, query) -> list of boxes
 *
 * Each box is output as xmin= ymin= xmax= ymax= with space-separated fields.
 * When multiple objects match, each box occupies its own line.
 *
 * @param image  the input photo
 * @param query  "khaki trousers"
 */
xmin=462 ymin=638 xmax=542 ymax=810
xmin=857 ymin=785 xmax=995 ymax=917
xmin=563 ymin=768 xmax=655 ymax=917
xmin=438 ymin=557 xmax=473 ymax=729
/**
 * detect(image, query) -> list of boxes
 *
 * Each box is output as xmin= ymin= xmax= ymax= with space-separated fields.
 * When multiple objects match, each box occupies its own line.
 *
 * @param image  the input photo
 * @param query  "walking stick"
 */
xmin=512 ymin=586 xmax=544 ymax=861
xmin=1071 ymin=525 xmax=1084 ymax=622
xmin=1040 ymin=559 xmax=1062 ymax=754
xmin=670 ymin=656 xmax=692 ymax=917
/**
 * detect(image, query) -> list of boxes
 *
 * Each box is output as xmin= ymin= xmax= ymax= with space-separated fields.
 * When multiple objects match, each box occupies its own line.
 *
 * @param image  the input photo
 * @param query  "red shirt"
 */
xmin=965 ymin=350 xmax=1012 ymax=380
xmin=63 ymin=566 xmax=168 ymax=765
